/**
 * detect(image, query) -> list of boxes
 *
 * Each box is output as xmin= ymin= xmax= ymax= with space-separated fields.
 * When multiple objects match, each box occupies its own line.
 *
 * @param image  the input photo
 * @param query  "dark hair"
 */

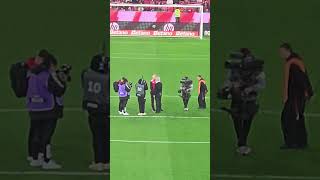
xmin=90 ymin=54 xmax=108 ymax=73
xmin=280 ymin=43 xmax=302 ymax=59
xmin=240 ymin=48 xmax=251 ymax=57
xmin=122 ymin=77 xmax=128 ymax=82
xmin=47 ymin=53 xmax=57 ymax=66
xmin=280 ymin=43 xmax=293 ymax=52
xmin=38 ymin=49 xmax=49 ymax=58
xmin=138 ymin=78 xmax=145 ymax=84
xmin=197 ymin=75 xmax=204 ymax=80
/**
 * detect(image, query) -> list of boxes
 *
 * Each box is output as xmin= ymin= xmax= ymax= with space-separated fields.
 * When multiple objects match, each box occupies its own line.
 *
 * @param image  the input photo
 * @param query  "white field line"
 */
xmin=0 ymin=171 xmax=108 ymax=176
xmin=111 ymin=52 xmax=209 ymax=57
xmin=111 ymin=56 xmax=208 ymax=60
xmin=214 ymin=174 xmax=320 ymax=180
xmin=111 ymin=139 xmax=209 ymax=144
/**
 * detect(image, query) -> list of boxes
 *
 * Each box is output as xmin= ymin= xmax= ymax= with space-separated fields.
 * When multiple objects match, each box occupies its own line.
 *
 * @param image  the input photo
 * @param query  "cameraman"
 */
xmin=219 ymin=48 xmax=266 ymax=155
xmin=82 ymin=54 xmax=109 ymax=171
xmin=178 ymin=76 xmax=193 ymax=111
xmin=136 ymin=77 xmax=148 ymax=115
xmin=26 ymin=50 xmax=67 ymax=169
xmin=114 ymin=77 xmax=132 ymax=116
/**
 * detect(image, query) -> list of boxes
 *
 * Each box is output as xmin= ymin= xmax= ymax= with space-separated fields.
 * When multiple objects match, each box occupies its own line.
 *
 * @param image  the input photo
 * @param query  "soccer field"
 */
xmin=213 ymin=0 xmax=320 ymax=179
xmin=110 ymin=37 xmax=210 ymax=180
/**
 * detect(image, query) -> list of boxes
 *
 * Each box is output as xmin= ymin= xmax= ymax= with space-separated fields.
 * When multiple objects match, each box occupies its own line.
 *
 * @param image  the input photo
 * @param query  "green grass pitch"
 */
xmin=110 ymin=37 xmax=210 ymax=180
xmin=213 ymin=0 xmax=320 ymax=179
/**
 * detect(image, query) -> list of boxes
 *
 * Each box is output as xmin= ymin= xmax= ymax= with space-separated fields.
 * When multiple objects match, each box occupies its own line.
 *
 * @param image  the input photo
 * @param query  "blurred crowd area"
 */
xmin=110 ymin=0 xmax=210 ymax=12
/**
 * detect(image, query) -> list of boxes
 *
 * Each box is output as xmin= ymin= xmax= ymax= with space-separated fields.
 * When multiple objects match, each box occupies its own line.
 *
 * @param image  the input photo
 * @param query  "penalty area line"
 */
xmin=0 ymin=171 xmax=108 ymax=176
xmin=214 ymin=174 xmax=320 ymax=180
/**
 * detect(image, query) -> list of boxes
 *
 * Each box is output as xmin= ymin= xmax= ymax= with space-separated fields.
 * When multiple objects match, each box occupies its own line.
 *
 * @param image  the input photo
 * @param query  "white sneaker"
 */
xmin=123 ymin=112 xmax=129 ymax=116
xmin=104 ymin=163 xmax=110 ymax=170
xmin=184 ymin=108 xmax=189 ymax=111
xmin=138 ymin=113 xmax=143 ymax=116
xmin=27 ymin=156 xmax=32 ymax=161
xmin=89 ymin=163 xmax=104 ymax=171
xmin=30 ymin=159 xmax=42 ymax=167
xmin=237 ymin=146 xmax=252 ymax=155
xmin=142 ymin=113 xmax=147 ymax=116
xmin=46 ymin=145 xmax=52 ymax=159
xmin=42 ymin=160 xmax=62 ymax=170
xmin=118 ymin=111 xmax=123 ymax=115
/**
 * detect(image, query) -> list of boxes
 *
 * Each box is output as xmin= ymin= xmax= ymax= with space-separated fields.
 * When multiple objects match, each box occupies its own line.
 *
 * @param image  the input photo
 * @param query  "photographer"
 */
xmin=178 ymin=76 xmax=193 ymax=111
xmin=114 ymin=77 xmax=132 ymax=116
xmin=26 ymin=50 xmax=68 ymax=169
xmin=82 ymin=54 xmax=109 ymax=171
xmin=218 ymin=48 xmax=266 ymax=155
xmin=136 ymin=77 xmax=148 ymax=116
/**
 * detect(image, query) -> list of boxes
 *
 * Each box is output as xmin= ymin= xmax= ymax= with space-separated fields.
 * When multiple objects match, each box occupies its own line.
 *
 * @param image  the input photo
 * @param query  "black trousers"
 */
xmin=281 ymin=100 xmax=307 ymax=147
xmin=29 ymin=118 xmax=58 ymax=162
xmin=137 ymin=96 xmax=146 ymax=113
xmin=151 ymin=94 xmax=156 ymax=111
xmin=155 ymin=95 xmax=162 ymax=113
xmin=231 ymin=101 xmax=258 ymax=147
xmin=88 ymin=111 xmax=109 ymax=164
xmin=118 ymin=97 xmax=128 ymax=112
xmin=198 ymin=93 xmax=206 ymax=109
xmin=182 ymin=96 xmax=190 ymax=108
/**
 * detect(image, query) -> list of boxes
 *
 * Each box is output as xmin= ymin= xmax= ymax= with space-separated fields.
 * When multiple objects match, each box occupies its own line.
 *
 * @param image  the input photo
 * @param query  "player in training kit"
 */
xmin=136 ymin=77 xmax=148 ymax=115
xmin=82 ymin=54 xmax=109 ymax=171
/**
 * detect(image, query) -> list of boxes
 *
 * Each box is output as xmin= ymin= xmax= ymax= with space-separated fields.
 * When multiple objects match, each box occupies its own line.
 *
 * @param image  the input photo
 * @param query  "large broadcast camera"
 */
xmin=178 ymin=76 xmax=193 ymax=96
xmin=217 ymin=50 xmax=264 ymax=100
xmin=57 ymin=64 xmax=72 ymax=82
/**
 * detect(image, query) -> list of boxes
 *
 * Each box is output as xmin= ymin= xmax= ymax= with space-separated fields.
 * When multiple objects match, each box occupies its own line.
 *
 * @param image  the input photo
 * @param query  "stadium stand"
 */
xmin=110 ymin=0 xmax=210 ymax=12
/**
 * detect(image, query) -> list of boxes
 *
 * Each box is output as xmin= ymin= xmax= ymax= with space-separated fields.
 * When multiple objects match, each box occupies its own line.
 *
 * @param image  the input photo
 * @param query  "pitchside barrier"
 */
xmin=110 ymin=3 xmax=210 ymax=39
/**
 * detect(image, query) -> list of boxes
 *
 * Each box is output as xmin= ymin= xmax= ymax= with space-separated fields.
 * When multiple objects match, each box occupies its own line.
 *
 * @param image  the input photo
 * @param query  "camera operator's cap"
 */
xmin=38 ymin=49 xmax=49 ymax=58
xmin=90 ymin=54 xmax=107 ymax=72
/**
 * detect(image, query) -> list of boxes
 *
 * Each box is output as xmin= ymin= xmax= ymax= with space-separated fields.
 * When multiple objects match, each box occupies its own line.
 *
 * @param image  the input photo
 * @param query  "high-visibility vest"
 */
xmin=175 ymin=9 xmax=181 ymax=17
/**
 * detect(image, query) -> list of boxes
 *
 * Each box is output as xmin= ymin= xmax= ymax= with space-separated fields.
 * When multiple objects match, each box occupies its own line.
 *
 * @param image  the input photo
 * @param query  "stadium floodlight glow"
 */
xmin=110 ymin=3 xmax=205 ymax=39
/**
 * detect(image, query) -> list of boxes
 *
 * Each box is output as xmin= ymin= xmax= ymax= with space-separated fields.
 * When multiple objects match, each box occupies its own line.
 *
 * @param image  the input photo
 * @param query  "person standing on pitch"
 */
xmin=218 ymin=48 xmax=265 ymax=155
xmin=155 ymin=76 xmax=163 ymax=113
xmin=197 ymin=75 xmax=208 ymax=109
xmin=279 ymin=43 xmax=313 ymax=149
xmin=114 ymin=77 xmax=132 ymax=115
xmin=150 ymin=74 xmax=157 ymax=112
xmin=178 ymin=76 xmax=193 ymax=111
xmin=136 ymin=77 xmax=148 ymax=116
xmin=82 ymin=54 xmax=109 ymax=171
xmin=10 ymin=50 xmax=57 ymax=163
xmin=26 ymin=51 xmax=66 ymax=169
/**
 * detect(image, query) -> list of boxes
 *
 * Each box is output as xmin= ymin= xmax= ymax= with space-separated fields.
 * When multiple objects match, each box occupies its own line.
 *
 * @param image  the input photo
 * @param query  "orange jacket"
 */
xmin=198 ymin=79 xmax=206 ymax=94
xmin=283 ymin=58 xmax=306 ymax=102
